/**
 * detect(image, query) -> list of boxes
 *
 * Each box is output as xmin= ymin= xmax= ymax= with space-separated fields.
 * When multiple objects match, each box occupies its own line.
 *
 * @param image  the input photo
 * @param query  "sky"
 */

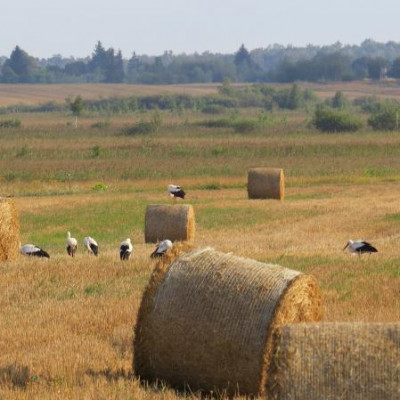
xmin=1 ymin=0 xmax=400 ymax=59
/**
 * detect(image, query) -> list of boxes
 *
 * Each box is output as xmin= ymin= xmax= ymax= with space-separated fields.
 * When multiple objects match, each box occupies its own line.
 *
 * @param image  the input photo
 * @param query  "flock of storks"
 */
xmin=19 ymin=184 xmax=185 ymax=261
xmin=19 ymin=183 xmax=379 ymax=260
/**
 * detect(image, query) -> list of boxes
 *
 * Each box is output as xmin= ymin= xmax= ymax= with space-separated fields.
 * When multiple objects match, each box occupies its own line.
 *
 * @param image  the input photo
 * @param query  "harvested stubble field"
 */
xmin=0 ymin=82 xmax=400 ymax=399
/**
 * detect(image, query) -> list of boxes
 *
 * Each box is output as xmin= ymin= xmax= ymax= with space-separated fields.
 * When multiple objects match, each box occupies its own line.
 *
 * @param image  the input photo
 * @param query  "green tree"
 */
xmin=112 ymin=50 xmax=125 ymax=83
xmin=389 ymin=57 xmax=400 ymax=79
xmin=352 ymin=57 xmax=370 ymax=80
xmin=89 ymin=41 xmax=107 ymax=72
xmin=67 ymin=96 xmax=84 ymax=128
xmin=313 ymin=105 xmax=362 ymax=132
xmin=218 ymin=78 xmax=234 ymax=96
xmin=234 ymin=44 xmax=251 ymax=66
xmin=64 ymin=61 xmax=87 ymax=76
xmin=286 ymin=83 xmax=303 ymax=110
xmin=368 ymin=104 xmax=400 ymax=131
xmin=331 ymin=91 xmax=349 ymax=109
xmin=1 ymin=46 xmax=36 ymax=82
xmin=367 ymin=57 xmax=388 ymax=80
xmin=1 ymin=65 xmax=18 ymax=83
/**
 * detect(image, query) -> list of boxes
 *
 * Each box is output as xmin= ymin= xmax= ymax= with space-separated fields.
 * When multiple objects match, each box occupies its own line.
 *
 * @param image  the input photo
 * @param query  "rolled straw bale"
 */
xmin=0 ymin=197 xmax=20 ymax=261
xmin=267 ymin=322 xmax=400 ymax=400
xmin=144 ymin=204 xmax=195 ymax=243
xmin=134 ymin=246 xmax=322 ymax=397
xmin=247 ymin=168 xmax=284 ymax=200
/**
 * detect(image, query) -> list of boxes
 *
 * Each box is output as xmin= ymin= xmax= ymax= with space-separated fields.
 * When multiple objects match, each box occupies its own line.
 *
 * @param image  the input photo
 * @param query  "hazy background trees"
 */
xmin=2 ymin=39 xmax=400 ymax=84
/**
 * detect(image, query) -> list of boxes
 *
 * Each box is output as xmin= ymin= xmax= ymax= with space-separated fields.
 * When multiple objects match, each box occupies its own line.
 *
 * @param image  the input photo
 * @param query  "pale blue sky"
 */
xmin=1 ymin=0 xmax=399 ymax=58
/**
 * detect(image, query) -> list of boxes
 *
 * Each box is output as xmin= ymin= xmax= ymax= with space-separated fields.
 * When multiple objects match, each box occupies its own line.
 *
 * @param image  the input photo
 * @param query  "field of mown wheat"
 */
xmin=0 ymin=83 xmax=400 ymax=399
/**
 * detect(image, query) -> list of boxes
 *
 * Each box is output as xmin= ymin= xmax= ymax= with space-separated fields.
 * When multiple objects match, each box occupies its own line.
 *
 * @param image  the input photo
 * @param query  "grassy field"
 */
xmin=1 ymin=80 xmax=400 ymax=106
xmin=1 ymin=82 xmax=400 ymax=399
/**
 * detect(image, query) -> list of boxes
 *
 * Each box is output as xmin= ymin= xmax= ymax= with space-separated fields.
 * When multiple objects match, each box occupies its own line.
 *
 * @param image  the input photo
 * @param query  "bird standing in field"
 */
xmin=120 ymin=238 xmax=133 ymax=260
xmin=150 ymin=239 xmax=173 ymax=258
xmin=66 ymin=231 xmax=78 ymax=257
xmin=20 ymin=243 xmax=50 ymax=258
xmin=83 ymin=236 xmax=98 ymax=256
xmin=343 ymin=239 xmax=378 ymax=256
xmin=168 ymin=184 xmax=186 ymax=200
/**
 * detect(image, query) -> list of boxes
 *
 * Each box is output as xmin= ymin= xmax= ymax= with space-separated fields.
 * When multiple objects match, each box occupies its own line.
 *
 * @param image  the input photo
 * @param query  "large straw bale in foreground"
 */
xmin=144 ymin=204 xmax=195 ymax=243
xmin=0 ymin=197 xmax=20 ymax=261
xmin=267 ymin=322 xmax=400 ymax=400
xmin=134 ymin=246 xmax=322 ymax=397
xmin=247 ymin=168 xmax=284 ymax=200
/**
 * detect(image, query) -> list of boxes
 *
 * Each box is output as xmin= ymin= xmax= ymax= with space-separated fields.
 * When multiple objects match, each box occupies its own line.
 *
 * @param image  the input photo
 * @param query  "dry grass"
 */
xmin=0 ymin=182 xmax=398 ymax=398
xmin=0 ymin=83 xmax=220 ymax=106
xmin=0 ymin=81 xmax=399 ymax=106
xmin=1 ymin=82 xmax=400 ymax=398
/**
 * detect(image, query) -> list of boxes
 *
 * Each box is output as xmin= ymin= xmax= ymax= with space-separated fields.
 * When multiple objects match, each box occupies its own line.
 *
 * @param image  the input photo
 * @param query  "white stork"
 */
xmin=120 ymin=238 xmax=133 ymax=260
xmin=83 ymin=236 xmax=98 ymax=256
xmin=167 ymin=184 xmax=186 ymax=199
xmin=150 ymin=239 xmax=173 ymax=258
xmin=343 ymin=239 xmax=378 ymax=256
xmin=20 ymin=243 xmax=50 ymax=258
xmin=66 ymin=231 xmax=78 ymax=257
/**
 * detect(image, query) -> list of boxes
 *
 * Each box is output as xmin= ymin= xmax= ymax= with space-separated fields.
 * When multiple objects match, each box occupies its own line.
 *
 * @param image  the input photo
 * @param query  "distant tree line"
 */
xmin=3 ymin=39 xmax=400 ymax=84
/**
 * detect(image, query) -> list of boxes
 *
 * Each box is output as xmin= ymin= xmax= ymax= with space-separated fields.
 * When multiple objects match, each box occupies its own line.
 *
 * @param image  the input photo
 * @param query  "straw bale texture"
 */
xmin=134 ymin=247 xmax=322 ymax=397
xmin=267 ymin=322 xmax=400 ymax=400
xmin=144 ymin=204 xmax=195 ymax=243
xmin=0 ymin=197 xmax=20 ymax=261
xmin=247 ymin=168 xmax=284 ymax=200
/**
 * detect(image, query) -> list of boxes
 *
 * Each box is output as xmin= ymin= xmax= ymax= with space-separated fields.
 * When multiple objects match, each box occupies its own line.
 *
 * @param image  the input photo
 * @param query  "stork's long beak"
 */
xmin=343 ymin=243 xmax=349 ymax=251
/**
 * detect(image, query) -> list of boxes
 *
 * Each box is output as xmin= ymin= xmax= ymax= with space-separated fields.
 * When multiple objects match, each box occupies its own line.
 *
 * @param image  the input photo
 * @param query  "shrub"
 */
xmin=368 ymin=107 xmax=400 ymax=131
xmin=16 ymin=145 xmax=30 ymax=158
xmin=331 ymin=91 xmax=349 ymax=109
xmin=123 ymin=112 xmax=163 ymax=136
xmin=233 ymin=119 xmax=259 ymax=133
xmin=91 ymin=182 xmax=108 ymax=192
xmin=0 ymin=119 xmax=21 ymax=128
xmin=123 ymin=121 xmax=155 ymax=135
xmin=91 ymin=120 xmax=111 ymax=129
xmin=91 ymin=145 xmax=101 ymax=158
xmin=201 ymin=105 xmax=227 ymax=114
xmin=196 ymin=118 xmax=232 ymax=128
xmin=353 ymin=96 xmax=382 ymax=113
xmin=312 ymin=106 xmax=363 ymax=132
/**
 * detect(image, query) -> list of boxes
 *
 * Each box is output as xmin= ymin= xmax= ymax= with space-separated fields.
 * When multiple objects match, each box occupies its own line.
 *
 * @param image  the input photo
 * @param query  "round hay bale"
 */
xmin=247 ymin=168 xmax=284 ymax=200
xmin=0 ymin=197 xmax=20 ymax=261
xmin=144 ymin=204 xmax=195 ymax=243
xmin=267 ymin=322 xmax=400 ymax=400
xmin=134 ymin=247 xmax=322 ymax=397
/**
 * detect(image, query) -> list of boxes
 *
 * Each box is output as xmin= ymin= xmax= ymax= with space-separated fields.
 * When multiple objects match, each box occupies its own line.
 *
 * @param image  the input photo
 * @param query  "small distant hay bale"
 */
xmin=267 ymin=322 xmax=400 ymax=400
xmin=247 ymin=168 xmax=284 ymax=200
xmin=134 ymin=247 xmax=322 ymax=397
xmin=0 ymin=197 xmax=20 ymax=261
xmin=144 ymin=204 xmax=195 ymax=243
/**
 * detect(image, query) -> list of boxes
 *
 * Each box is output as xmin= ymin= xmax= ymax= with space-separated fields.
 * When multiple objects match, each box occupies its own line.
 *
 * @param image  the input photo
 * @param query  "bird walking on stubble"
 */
xmin=83 ymin=236 xmax=98 ymax=256
xmin=150 ymin=239 xmax=173 ymax=258
xmin=67 ymin=231 xmax=78 ymax=257
xmin=120 ymin=238 xmax=133 ymax=260
xmin=343 ymin=239 xmax=378 ymax=256
xmin=20 ymin=243 xmax=50 ymax=258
